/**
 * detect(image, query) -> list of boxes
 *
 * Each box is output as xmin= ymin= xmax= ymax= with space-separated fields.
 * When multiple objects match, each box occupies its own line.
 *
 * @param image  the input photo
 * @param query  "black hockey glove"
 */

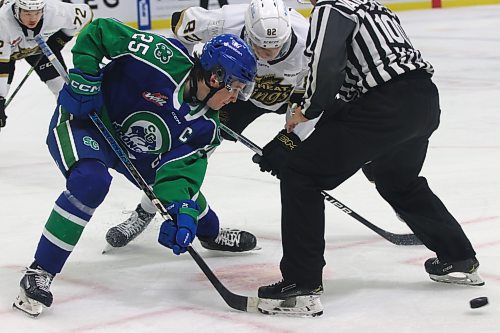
xmin=0 ymin=97 xmax=6 ymax=128
xmin=47 ymin=30 xmax=73 ymax=53
xmin=252 ymin=129 xmax=301 ymax=179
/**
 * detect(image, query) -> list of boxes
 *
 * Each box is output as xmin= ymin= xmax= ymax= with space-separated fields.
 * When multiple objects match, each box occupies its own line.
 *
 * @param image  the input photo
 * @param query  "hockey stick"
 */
xmin=34 ymin=35 xmax=259 ymax=313
xmin=5 ymin=54 xmax=44 ymax=108
xmin=220 ymin=123 xmax=422 ymax=246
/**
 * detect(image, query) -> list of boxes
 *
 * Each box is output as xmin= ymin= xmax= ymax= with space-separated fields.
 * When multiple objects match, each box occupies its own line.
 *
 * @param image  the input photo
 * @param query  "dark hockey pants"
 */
xmin=279 ymin=71 xmax=477 ymax=287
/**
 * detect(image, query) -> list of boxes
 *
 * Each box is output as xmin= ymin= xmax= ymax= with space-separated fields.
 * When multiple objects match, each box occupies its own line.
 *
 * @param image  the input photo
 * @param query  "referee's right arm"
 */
xmin=301 ymin=6 xmax=355 ymax=120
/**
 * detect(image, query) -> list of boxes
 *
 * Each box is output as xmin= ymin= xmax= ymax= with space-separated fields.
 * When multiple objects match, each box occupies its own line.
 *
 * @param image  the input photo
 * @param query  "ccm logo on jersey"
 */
xmin=142 ymin=92 xmax=168 ymax=106
xmin=71 ymin=81 xmax=100 ymax=93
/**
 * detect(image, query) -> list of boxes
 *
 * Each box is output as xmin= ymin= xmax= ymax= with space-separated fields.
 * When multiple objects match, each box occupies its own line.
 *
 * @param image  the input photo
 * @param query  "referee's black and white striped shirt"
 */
xmin=301 ymin=0 xmax=434 ymax=119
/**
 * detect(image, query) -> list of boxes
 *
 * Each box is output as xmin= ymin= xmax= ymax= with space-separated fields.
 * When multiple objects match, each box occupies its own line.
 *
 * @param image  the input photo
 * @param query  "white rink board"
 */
xmin=63 ymin=0 xmax=425 ymax=27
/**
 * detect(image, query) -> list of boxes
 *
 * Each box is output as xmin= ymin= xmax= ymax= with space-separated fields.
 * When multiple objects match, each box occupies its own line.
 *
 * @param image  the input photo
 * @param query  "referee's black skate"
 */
xmin=199 ymin=228 xmax=257 ymax=252
xmin=257 ymin=280 xmax=324 ymax=317
xmin=425 ymin=257 xmax=484 ymax=286
xmin=13 ymin=262 xmax=54 ymax=317
xmin=105 ymin=204 xmax=156 ymax=248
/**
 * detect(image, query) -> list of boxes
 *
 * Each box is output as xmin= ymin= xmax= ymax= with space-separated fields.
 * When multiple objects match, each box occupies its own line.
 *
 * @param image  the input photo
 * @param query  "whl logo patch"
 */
xmin=142 ymin=92 xmax=168 ymax=106
xmin=154 ymin=43 xmax=173 ymax=64
xmin=83 ymin=136 xmax=99 ymax=150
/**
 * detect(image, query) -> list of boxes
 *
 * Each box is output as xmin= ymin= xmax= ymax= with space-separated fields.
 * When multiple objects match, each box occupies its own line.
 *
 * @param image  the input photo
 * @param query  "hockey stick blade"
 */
xmin=321 ymin=192 xmax=422 ymax=246
xmin=220 ymin=124 xmax=422 ymax=246
xmin=188 ymin=247 xmax=259 ymax=312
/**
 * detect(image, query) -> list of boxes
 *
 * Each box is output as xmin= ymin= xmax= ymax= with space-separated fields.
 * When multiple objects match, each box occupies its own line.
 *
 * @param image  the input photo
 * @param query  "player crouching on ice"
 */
xmin=104 ymin=0 xmax=305 ymax=253
xmin=13 ymin=18 xmax=257 ymax=317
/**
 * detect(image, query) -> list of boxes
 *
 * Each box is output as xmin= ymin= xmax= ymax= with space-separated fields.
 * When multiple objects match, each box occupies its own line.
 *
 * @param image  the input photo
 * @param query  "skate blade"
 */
xmin=257 ymin=295 xmax=323 ymax=317
xmin=102 ymin=243 xmax=116 ymax=254
xmin=102 ymin=240 xmax=130 ymax=254
xmin=429 ymin=271 xmax=485 ymax=286
xmin=201 ymin=244 xmax=262 ymax=253
xmin=12 ymin=289 xmax=43 ymax=317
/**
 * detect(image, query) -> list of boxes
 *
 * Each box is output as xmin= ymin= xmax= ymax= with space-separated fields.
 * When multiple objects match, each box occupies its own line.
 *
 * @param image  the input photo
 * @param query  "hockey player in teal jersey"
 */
xmin=106 ymin=0 xmax=320 ymax=251
xmin=13 ymin=18 xmax=257 ymax=317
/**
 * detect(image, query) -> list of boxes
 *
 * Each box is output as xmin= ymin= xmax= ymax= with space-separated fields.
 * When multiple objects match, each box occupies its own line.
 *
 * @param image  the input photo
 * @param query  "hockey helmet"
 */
xmin=14 ymin=0 xmax=46 ymax=20
xmin=200 ymin=34 xmax=257 ymax=100
xmin=245 ymin=0 xmax=292 ymax=49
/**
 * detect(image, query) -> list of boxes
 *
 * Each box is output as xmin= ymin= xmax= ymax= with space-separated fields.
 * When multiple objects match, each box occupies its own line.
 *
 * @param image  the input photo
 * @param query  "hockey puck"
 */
xmin=469 ymin=297 xmax=488 ymax=309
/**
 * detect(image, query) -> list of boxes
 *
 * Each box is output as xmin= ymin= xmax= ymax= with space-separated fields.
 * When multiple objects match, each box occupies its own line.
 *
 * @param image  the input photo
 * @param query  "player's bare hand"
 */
xmin=286 ymin=106 xmax=308 ymax=133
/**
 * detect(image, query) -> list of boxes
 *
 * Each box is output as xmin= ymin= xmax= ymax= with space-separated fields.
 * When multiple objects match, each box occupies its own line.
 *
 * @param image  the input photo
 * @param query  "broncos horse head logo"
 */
xmin=118 ymin=112 xmax=172 ymax=154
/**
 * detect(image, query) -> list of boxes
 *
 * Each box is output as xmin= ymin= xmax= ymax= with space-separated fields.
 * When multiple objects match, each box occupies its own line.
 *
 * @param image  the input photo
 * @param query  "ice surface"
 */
xmin=0 ymin=5 xmax=499 ymax=333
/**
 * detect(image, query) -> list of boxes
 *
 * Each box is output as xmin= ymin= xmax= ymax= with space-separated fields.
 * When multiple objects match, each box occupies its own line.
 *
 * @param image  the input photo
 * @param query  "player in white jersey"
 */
xmin=104 ymin=0 xmax=319 ymax=250
xmin=0 ymin=0 xmax=92 ymax=128
xmin=173 ymin=0 xmax=309 ymax=117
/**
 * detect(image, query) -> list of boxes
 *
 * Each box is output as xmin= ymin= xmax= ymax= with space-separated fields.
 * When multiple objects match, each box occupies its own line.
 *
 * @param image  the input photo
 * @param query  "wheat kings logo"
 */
xmin=154 ymin=43 xmax=174 ymax=64
xmin=115 ymin=112 xmax=171 ymax=154
xmin=252 ymin=75 xmax=293 ymax=106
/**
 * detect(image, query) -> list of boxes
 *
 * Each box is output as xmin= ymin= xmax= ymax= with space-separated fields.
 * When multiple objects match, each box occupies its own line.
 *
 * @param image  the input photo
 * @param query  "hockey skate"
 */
xmin=13 ymin=262 xmax=54 ymax=317
xmin=199 ymin=228 xmax=257 ymax=252
xmin=425 ymin=257 xmax=484 ymax=286
xmin=257 ymin=280 xmax=324 ymax=317
xmin=105 ymin=204 xmax=156 ymax=248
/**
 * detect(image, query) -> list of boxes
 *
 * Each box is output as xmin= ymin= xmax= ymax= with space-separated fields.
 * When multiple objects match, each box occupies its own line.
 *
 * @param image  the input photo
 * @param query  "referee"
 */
xmin=256 ymin=0 xmax=483 ymax=315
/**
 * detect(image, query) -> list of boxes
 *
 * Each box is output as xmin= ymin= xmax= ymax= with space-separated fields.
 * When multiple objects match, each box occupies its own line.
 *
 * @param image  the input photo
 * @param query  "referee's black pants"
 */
xmin=279 ymin=71 xmax=477 ymax=287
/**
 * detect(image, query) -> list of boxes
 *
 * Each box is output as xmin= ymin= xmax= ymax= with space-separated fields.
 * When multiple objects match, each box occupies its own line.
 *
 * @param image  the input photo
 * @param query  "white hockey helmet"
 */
xmin=14 ymin=0 xmax=46 ymax=20
xmin=245 ymin=0 xmax=292 ymax=49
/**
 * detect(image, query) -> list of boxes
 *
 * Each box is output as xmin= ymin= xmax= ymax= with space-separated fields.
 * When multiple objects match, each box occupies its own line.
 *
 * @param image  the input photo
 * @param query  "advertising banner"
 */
xmin=137 ymin=0 xmax=151 ymax=30
xmin=62 ymin=0 xmax=500 ymax=30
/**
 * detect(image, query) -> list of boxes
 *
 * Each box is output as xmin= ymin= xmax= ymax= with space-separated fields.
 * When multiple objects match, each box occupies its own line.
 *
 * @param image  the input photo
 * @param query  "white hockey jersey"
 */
xmin=0 ymin=0 xmax=92 ymax=98
xmin=173 ymin=4 xmax=310 ymax=112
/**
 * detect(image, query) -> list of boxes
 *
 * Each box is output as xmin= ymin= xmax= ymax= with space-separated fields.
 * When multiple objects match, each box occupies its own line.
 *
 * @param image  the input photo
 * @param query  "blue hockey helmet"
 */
xmin=200 ymin=34 xmax=257 ymax=94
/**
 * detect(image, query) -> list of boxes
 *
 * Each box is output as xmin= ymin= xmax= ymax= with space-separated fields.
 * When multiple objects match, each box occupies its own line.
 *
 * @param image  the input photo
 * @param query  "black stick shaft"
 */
xmin=5 ymin=54 xmax=44 ymax=108
xmin=220 ymin=124 xmax=422 ymax=246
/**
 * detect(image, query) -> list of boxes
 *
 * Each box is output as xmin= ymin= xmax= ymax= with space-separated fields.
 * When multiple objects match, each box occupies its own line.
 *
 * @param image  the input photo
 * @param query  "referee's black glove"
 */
xmin=252 ymin=129 xmax=300 ymax=179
